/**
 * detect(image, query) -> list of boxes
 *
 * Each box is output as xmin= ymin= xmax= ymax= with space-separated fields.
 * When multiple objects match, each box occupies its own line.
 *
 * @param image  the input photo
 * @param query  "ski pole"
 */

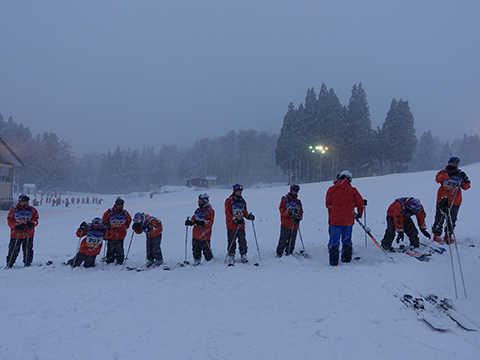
xmin=224 ymin=224 xmax=240 ymax=263
xmin=250 ymin=218 xmax=261 ymax=262
xmin=446 ymin=204 xmax=467 ymax=298
xmin=297 ymin=227 xmax=307 ymax=254
xmin=184 ymin=217 xmax=190 ymax=265
xmin=6 ymin=237 xmax=20 ymax=268
xmin=122 ymin=231 xmax=135 ymax=270
xmin=363 ymin=199 xmax=368 ymax=248
xmin=354 ymin=217 xmax=391 ymax=257
xmin=71 ymin=235 xmax=82 ymax=269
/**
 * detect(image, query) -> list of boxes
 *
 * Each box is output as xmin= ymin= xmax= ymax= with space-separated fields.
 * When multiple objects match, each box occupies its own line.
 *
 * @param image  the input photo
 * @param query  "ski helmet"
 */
xmin=290 ymin=184 xmax=300 ymax=192
xmin=198 ymin=193 xmax=209 ymax=205
xmin=406 ymin=198 xmax=422 ymax=215
xmin=448 ymin=156 xmax=460 ymax=165
xmin=91 ymin=217 xmax=102 ymax=228
xmin=18 ymin=193 xmax=30 ymax=202
xmin=338 ymin=170 xmax=353 ymax=182
xmin=233 ymin=183 xmax=243 ymax=191
xmin=133 ymin=212 xmax=145 ymax=223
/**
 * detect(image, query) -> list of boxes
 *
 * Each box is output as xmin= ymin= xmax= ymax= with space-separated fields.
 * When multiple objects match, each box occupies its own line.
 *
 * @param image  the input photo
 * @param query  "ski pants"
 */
xmin=192 ymin=239 xmax=213 ymax=261
xmin=105 ymin=239 xmax=125 ymax=264
xmin=146 ymin=234 xmax=163 ymax=263
xmin=6 ymin=237 xmax=34 ymax=267
xmin=227 ymin=229 xmax=247 ymax=256
xmin=328 ymin=226 xmax=353 ymax=265
xmin=432 ymin=204 xmax=460 ymax=236
xmin=67 ymin=252 xmax=96 ymax=268
xmin=276 ymin=225 xmax=297 ymax=256
xmin=381 ymin=216 xmax=420 ymax=249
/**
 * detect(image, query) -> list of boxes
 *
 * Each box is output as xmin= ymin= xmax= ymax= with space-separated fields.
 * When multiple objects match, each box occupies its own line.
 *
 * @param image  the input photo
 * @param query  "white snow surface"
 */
xmin=1 ymin=165 xmax=480 ymax=360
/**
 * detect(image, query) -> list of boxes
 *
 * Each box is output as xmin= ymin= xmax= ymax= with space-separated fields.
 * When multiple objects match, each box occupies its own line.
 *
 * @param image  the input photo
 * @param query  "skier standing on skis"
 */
xmin=225 ymin=184 xmax=255 ymax=264
xmin=6 ymin=194 xmax=39 ymax=268
xmin=66 ymin=217 xmax=106 ymax=268
xmin=325 ymin=171 xmax=364 ymax=266
xmin=276 ymin=184 xmax=303 ymax=257
xmin=102 ymin=197 xmax=132 ymax=265
xmin=132 ymin=212 xmax=164 ymax=267
xmin=185 ymin=193 xmax=215 ymax=266
xmin=432 ymin=156 xmax=471 ymax=244
xmin=380 ymin=197 xmax=430 ymax=251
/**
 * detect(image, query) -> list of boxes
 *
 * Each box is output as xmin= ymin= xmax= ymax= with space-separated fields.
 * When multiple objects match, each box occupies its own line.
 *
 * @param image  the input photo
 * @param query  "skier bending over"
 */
xmin=66 ymin=217 xmax=106 ymax=268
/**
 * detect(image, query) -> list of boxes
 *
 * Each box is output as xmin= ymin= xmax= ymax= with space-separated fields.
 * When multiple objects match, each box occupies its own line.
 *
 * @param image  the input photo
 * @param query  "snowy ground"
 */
xmin=1 ymin=164 xmax=480 ymax=360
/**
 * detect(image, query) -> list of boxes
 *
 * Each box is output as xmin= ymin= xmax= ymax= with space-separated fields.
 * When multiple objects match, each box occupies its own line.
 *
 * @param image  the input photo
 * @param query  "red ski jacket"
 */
xmin=191 ymin=205 xmax=215 ymax=241
xmin=435 ymin=168 xmax=471 ymax=206
xmin=102 ymin=206 xmax=132 ymax=240
xmin=386 ymin=198 xmax=427 ymax=232
xmin=225 ymin=194 xmax=249 ymax=230
xmin=133 ymin=214 xmax=163 ymax=238
xmin=279 ymin=193 xmax=303 ymax=230
xmin=7 ymin=204 xmax=39 ymax=239
xmin=325 ymin=179 xmax=364 ymax=226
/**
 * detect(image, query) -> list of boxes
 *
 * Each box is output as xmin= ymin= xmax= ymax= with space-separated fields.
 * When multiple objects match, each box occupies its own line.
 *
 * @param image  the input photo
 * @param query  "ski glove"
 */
xmin=459 ymin=171 xmax=469 ymax=182
xmin=195 ymin=220 xmax=205 ymax=226
xmin=132 ymin=222 xmax=142 ymax=231
xmin=15 ymin=223 xmax=26 ymax=230
xmin=293 ymin=216 xmax=301 ymax=224
xmin=234 ymin=218 xmax=244 ymax=225
xmin=104 ymin=221 xmax=111 ymax=229
xmin=355 ymin=213 xmax=362 ymax=220
xmin=247 ymin=214 xmax=255 ymax=221
xmin=26 ymin=221 xmax=34 ymax=228
xmin=79 ymin=221 xmax=87 ymax=230
xmin=420 ymin=229 xmax=431 ymax=239
xmin=185 ymin=219 xmax=194 ymax=226
xmin=396 ymin=231 xmax=404 ymax=243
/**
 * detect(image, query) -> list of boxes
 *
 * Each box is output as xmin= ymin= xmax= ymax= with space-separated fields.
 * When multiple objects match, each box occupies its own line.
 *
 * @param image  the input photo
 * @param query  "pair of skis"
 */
xmin=401 ymin=294 xmax=478 ymax=332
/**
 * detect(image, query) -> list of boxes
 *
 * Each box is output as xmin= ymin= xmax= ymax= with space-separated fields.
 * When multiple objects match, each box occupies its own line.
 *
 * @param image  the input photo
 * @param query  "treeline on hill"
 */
xmin=0 ymin=115 xmax=283 ymax=193
xmin=2 ymin=84 xmax=480 ymax=193
xmin=275 ymin=82 xmax=480 ymax=183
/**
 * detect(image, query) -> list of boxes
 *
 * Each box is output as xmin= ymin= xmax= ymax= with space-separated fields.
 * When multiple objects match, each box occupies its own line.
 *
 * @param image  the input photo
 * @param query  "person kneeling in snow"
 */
xmin=380 ymin=197 xmax=430 ymax=252
xmin=132 ymin=212 xmax=164 ymax=267
xmin=66 ymin=217 xmax=106 ymax=268
xmin=185 ymin=193 xmax=215 ymax=266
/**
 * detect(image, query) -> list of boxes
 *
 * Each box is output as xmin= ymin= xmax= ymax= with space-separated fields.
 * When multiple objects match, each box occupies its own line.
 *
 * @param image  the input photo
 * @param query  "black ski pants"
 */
xmin=276 ymin=226 xmax=297 ymax=256
xmin=227 ymin=229 xmax=247 ymax=256
xmin=6 ymin=237 xmax=34 ymax=267
xmin=146 ymin=234 xmax=163 ymax=262
xmin=67 ymin=252 xmax=96 ymax=268
xmin=432 ymin=204 xmax=460 ymax=236
xmin=192 ymin=239 xmax=213 ymax=261
xmin=381 ymin=216 xmax=420 ymax=249
xmin=105 ymin=239 xmax=125 ymax=265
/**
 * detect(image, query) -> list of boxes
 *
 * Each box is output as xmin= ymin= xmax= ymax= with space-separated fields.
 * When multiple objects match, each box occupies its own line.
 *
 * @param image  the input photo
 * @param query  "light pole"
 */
xmin=308 ymin=145 xmax=329 ymax=182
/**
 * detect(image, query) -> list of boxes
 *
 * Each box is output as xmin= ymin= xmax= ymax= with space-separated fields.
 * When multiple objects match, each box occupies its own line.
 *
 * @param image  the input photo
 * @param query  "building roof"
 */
xmin=0 ymin=135 xmax=24 ymax=167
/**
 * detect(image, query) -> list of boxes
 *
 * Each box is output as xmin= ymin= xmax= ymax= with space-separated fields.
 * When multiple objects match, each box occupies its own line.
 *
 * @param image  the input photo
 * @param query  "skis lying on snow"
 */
xmin=400 ymin=294 xmax=478 ymax=332
xmin=5 ymin=260 xmax=54 ymax=269
xmin=293 ymin=251 xmax=310 ymax=259
xmin=125 ymin=264 xmax=172 ymax=271
xmin=392 ymin=245 xmax=446 ymax=262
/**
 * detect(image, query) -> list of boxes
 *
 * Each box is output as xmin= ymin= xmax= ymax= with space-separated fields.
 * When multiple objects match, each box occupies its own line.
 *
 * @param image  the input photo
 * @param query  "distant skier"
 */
xmin=185 ymin=193 xmax=215 ymax=266
xmin=380 ymin=197 xmax=430 ymax=251
xmin=102 ymin=197 xmax=132 ymax=265
xmin=432 ymin=156 xmax=471 ymax=244
xmin=132 ymin=212 xmax=164 ymax=267
xmin=66 ymin=217 xmax=107 ymax=268
xmin=325 ymin=171 xmax=364 ymax=266
xmin=225 ymin=184 xmax=255 ymax=264
xmin=6 ymin=194 xmax=39 ymax=268
xmin=276 ymin=184 xmax=303 ymax=257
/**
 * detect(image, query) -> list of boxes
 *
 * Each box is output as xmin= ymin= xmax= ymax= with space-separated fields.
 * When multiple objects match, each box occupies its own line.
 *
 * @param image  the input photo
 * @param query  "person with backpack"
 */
xmin=380 ymin=197 xmax=430 ymax=251
xmin=132 ymin=212 xmax=164 ymax=267
xmin=325 ymin=171 xmax=364 ymax=266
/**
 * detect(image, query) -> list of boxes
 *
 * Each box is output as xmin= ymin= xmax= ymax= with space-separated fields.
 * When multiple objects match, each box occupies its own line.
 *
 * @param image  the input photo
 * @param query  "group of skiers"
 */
xmin=5 ymin=156 xmax=471 ymax=269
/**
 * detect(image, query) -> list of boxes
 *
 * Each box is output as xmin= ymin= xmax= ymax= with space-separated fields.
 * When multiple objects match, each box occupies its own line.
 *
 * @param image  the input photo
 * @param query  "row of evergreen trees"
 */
xmin=1 ymin=82 xmax=479 ymax=193
xmin=275 ymin=83 xmax=418 ymax=183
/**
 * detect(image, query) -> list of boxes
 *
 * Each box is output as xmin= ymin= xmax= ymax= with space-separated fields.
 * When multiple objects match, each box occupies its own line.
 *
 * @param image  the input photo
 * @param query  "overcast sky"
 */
xmin=1 ymin=1 xmax=479 ymax=155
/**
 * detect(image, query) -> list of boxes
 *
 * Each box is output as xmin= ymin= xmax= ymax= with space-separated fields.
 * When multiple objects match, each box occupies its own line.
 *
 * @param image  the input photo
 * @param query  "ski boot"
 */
xmin=240 ymin=254 xmax=249 ymax=263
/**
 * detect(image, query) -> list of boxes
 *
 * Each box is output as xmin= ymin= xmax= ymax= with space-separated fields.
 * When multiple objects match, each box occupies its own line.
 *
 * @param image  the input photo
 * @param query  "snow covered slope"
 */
xmin=1 ymin=164 xmax=479 ymax=359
